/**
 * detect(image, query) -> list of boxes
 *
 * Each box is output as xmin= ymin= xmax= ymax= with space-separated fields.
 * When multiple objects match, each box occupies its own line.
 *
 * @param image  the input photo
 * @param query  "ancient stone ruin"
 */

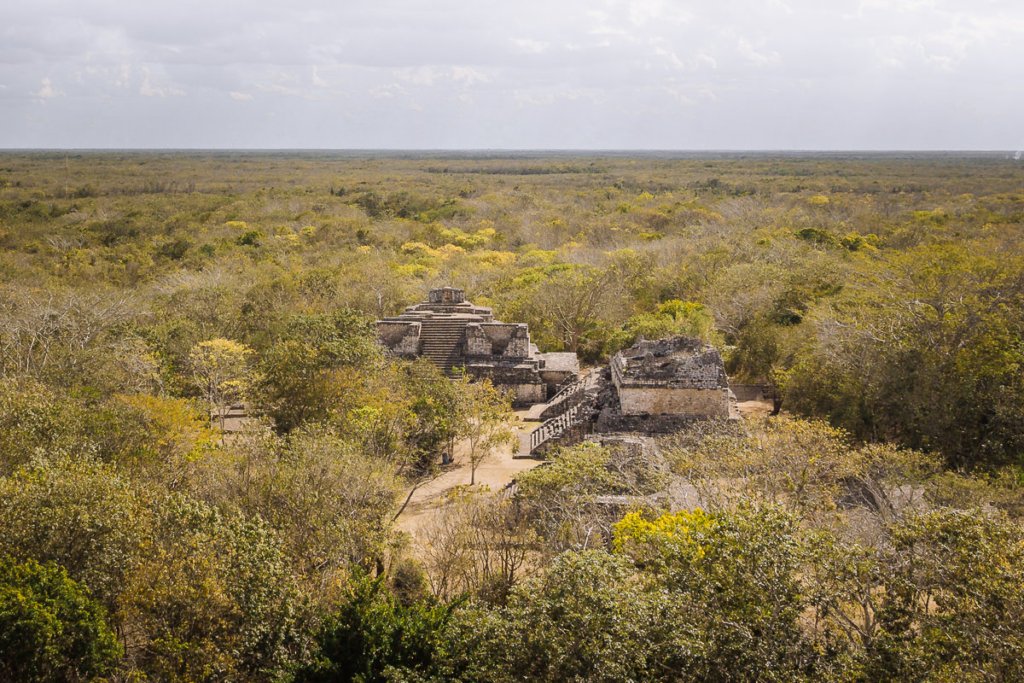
xmin=376 ymin=287 xmax=579 ymax=405
xmin=528 ymin=335 xmax=737 ymax=455
xmin=601 ymin=336 xmax=733 ymax=425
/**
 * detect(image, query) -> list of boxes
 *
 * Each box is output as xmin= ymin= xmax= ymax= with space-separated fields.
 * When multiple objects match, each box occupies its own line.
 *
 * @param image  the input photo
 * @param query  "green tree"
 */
xmin=404 ymin=359 xmax=463 ymax=470
xmin=617 ymin=300 xmax=716 ymax=350
xmin=257 ymin=311 xmax=381 ymax=432
xmin=297 ymin=573 xmax=456 ymax=683
xmin=514 ymin=442 xmax=620 ymax=551
xmin=454 ymin=376 xmax=515 ymax=486
xmin=121 ymin=496 xmax=306 ymax=681
xmin=667 ymin=417 xmax=939 ymax=526
xmin=0 ymin=457 xmax=150 ymax=613
xmin=495 ymin=263 xmax=628 ymax=359
xmin=438 ymin=550 xmax=665 ymax=683
xmin=197 ymin=424 xmax=401 ymax=588
xmin=0 ymin=378 xmax=81 ymax=475
xmin=189 ymin=337 xmax=255 ymax=431
xmin=0 ymin=557 xmax=121 ymax=683
xmin=785 ymin=244 xmax=1024 ymax=469
xmin=613 ymin=505 xmax=813 ymax=680
xmin=868 ymin=509 xmax=1024 ymax=681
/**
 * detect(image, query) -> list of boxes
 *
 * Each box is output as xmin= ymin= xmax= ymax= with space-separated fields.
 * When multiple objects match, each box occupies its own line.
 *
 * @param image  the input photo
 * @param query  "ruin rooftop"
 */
xmin=612 ymin=336 xmax=729 ymax=390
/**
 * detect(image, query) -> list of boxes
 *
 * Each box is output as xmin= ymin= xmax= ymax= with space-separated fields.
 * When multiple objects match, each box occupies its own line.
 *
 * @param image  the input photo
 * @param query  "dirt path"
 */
xmin=395 ymin=398 xmax=776 ymax=538
xmin=394 ymin=410 xmax=543 ymax=536
xmin=736 ymin=399 xmax=775 ymax=419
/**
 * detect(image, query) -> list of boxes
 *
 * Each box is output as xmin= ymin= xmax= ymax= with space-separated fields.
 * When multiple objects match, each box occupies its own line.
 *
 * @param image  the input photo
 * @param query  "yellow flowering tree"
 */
xmin=189 ymin=338 xmax=255 ymax=431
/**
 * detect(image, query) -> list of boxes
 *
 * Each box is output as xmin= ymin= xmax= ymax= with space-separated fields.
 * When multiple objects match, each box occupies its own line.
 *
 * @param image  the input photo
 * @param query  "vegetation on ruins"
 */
xmin=1 ymin=151 xmax=1023 ymax=680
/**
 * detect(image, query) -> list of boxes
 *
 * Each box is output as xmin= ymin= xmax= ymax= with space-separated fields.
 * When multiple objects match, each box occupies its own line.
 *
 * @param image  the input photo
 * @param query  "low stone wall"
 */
xmin=539 ymin=369 xmax=574 ymax=396
xmin=376 ymin=321 xmax=421 ymax=356
xmin=731 ymin=384 xmax=767 ymax=402
xmin=594 ymin=408 xmax=701 ymax=434
xmin=466 ymin=363 xmax=546 ymax=407
xmin=507 ymin=382 xmax=547 ymax=406
xmin=466 ymin=323 xmax=532 ymax=358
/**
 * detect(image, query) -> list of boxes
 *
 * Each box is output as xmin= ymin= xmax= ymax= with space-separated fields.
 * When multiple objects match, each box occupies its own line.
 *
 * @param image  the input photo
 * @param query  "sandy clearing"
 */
xmin=395 ymin=399 xmax=777 ymax=539
xmin=394 ymin=410 xmax=543 ymax=536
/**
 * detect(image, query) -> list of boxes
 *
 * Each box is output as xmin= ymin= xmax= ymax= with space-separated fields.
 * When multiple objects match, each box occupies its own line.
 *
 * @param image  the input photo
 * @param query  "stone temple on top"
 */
xmin=375 ymin=287 xmax=579 ymax=405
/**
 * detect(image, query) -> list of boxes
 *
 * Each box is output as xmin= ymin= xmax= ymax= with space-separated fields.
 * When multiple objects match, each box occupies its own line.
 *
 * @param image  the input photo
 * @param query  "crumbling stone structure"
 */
xmin=595 ymin=336 xmax=735 ymax=432
xmin=612 ymin=337 xmax=730 ymax=416
xmin=528 ymin=335 xmax=736 ymax=455
xmin=376 ymin=287 xmax=579 ymax=405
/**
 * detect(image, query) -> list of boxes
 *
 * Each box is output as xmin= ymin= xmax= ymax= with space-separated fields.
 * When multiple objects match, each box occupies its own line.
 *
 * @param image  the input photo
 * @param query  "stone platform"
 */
xmin=377 ymin=287 xmax=579 ymax=406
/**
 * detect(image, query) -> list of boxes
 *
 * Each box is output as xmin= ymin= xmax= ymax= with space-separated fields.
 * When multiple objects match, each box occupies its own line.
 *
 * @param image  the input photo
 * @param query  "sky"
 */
xmin=1 ymin=0 xmax=1022 ymax=150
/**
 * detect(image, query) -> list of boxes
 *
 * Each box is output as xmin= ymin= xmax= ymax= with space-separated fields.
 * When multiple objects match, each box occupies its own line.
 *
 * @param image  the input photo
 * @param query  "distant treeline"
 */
xmin=424 ymin=164 xmax=608 ymax=175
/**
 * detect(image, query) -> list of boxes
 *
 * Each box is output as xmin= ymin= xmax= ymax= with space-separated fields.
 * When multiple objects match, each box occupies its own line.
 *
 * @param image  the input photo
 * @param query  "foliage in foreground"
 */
xmin=372 ymin=506 xmax=1024 ymax=682
xmin=0 ymin=557 xmax=121 ymax=682
xmin=0 ymin=153 xmax=1022 ymax=679
xmin=298 ymin=573 xmax=457 ymax=683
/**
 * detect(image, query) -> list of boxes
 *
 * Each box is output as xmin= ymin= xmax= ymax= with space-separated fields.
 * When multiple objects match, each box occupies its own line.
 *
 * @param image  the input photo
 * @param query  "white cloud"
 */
xmin=627 ymin=0 xmax=691 ymax=27
xmin=32 ymin=77 xmax=61 ymax=100
xmin=311 ymin=66 xmax=327 ymax=87
xmin=139 ymin=67 xmax=184 ymax=97
xmin=513 ymin=38 xmax=549 ymax=54
xmin=0 ymin=0 xmax=1021 ymax=147
xmin=369 ymin=84 xmax=402 ymax=99
xmin=451 ymin=66 xmax=489 ymax=86
xmin=115 ymin=64 xmax=132 ymax=88
xmin=737 ymin=37 xmax=781 ymax=67
xmin=255 ymin=81 xmax=301 ymax=97
xmin=394 ymin=66 xmax=442 ymax=86
xmin=654 ymin=47 xmax=686 ymax=70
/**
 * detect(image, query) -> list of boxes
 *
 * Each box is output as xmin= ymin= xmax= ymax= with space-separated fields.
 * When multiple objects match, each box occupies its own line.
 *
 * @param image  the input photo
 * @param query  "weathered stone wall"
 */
xmin=612 ymin=338 xmax=728 ymax=390
xmin=504 ymin=325 xmax=531 ymax=357
xmin=376 ymin=321 xmax=421 ymax=356
xmin=464 ymin=324 xmax=491 ymax=355
xmin=508 ymin=382 xmax=547 ymax=405
xmin=617 ymin=386 xmax=730 ymax=417
xmin=539 ymin=369 xmax=572 ymax=395
xmin=594 ymin=408 xmax=701 ymax=434
xmin=465 ymin=323 xmax=531 ymax=358
xmin=467 ymin=363 xmax=546 ymax=406
xmin=730 ymin=384 xmax=767 ymax=402
xmin=428 ymin=287 xmax=465 ymax=304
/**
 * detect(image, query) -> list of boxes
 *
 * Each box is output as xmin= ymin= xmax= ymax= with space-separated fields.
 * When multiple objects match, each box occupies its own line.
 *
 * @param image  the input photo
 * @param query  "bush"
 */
xmin=0 ymin=557 xmax=121 ymax=682
xmin=297 ymin=573 xmax=456 ymax=683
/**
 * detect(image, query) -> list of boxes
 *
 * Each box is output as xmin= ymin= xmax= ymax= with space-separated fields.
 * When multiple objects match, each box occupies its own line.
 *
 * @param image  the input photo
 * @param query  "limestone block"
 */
xmin=617 ymin=387 xmax=730 ymax=417
xmin=464 ymin=323 xmax=492 ymax=355
xmin=376 ymin=321 xmax=421 ymax=356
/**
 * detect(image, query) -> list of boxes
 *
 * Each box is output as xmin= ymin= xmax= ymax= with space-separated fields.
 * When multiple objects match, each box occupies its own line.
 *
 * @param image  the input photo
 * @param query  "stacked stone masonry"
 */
xmin=376 ymin=287 xmax=579 ymax=406
xmin=610 ymin=337 xmax=731 ymax=419
xmin=526 ymin=336 xmax=737 ymax=455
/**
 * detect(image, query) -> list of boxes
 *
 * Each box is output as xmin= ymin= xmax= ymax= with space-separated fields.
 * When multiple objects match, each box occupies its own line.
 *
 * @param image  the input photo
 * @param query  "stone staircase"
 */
xmin=526 ymin=373 xmax=600 ymax=455
xmin=528 ymin=401 xmax=589 ymax=454
xmin=540 ymin=375 xmax=587 ymax=420
xmin=419 ymin=317 xmax=468 ymax=374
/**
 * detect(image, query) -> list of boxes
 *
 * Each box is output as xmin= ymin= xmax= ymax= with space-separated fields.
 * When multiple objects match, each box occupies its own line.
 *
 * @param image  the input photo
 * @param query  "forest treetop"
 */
xmin=1 ymin=151 xmax=1023 ymax=680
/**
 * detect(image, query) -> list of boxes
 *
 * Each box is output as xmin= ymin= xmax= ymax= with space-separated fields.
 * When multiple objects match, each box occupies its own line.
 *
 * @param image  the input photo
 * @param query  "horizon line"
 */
xmin=0 ymin=147 xmax=1020 ymax=155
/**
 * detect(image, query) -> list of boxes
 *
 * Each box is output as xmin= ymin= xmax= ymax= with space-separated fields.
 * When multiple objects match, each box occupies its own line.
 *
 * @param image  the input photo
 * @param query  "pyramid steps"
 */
xmin=419 ymin=317 xmax=469 ymax=375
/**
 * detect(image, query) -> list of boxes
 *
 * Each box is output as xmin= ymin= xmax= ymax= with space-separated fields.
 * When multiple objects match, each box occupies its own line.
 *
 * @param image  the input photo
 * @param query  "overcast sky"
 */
xmin=1 ymin=0 xmax=1021 ymax=149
